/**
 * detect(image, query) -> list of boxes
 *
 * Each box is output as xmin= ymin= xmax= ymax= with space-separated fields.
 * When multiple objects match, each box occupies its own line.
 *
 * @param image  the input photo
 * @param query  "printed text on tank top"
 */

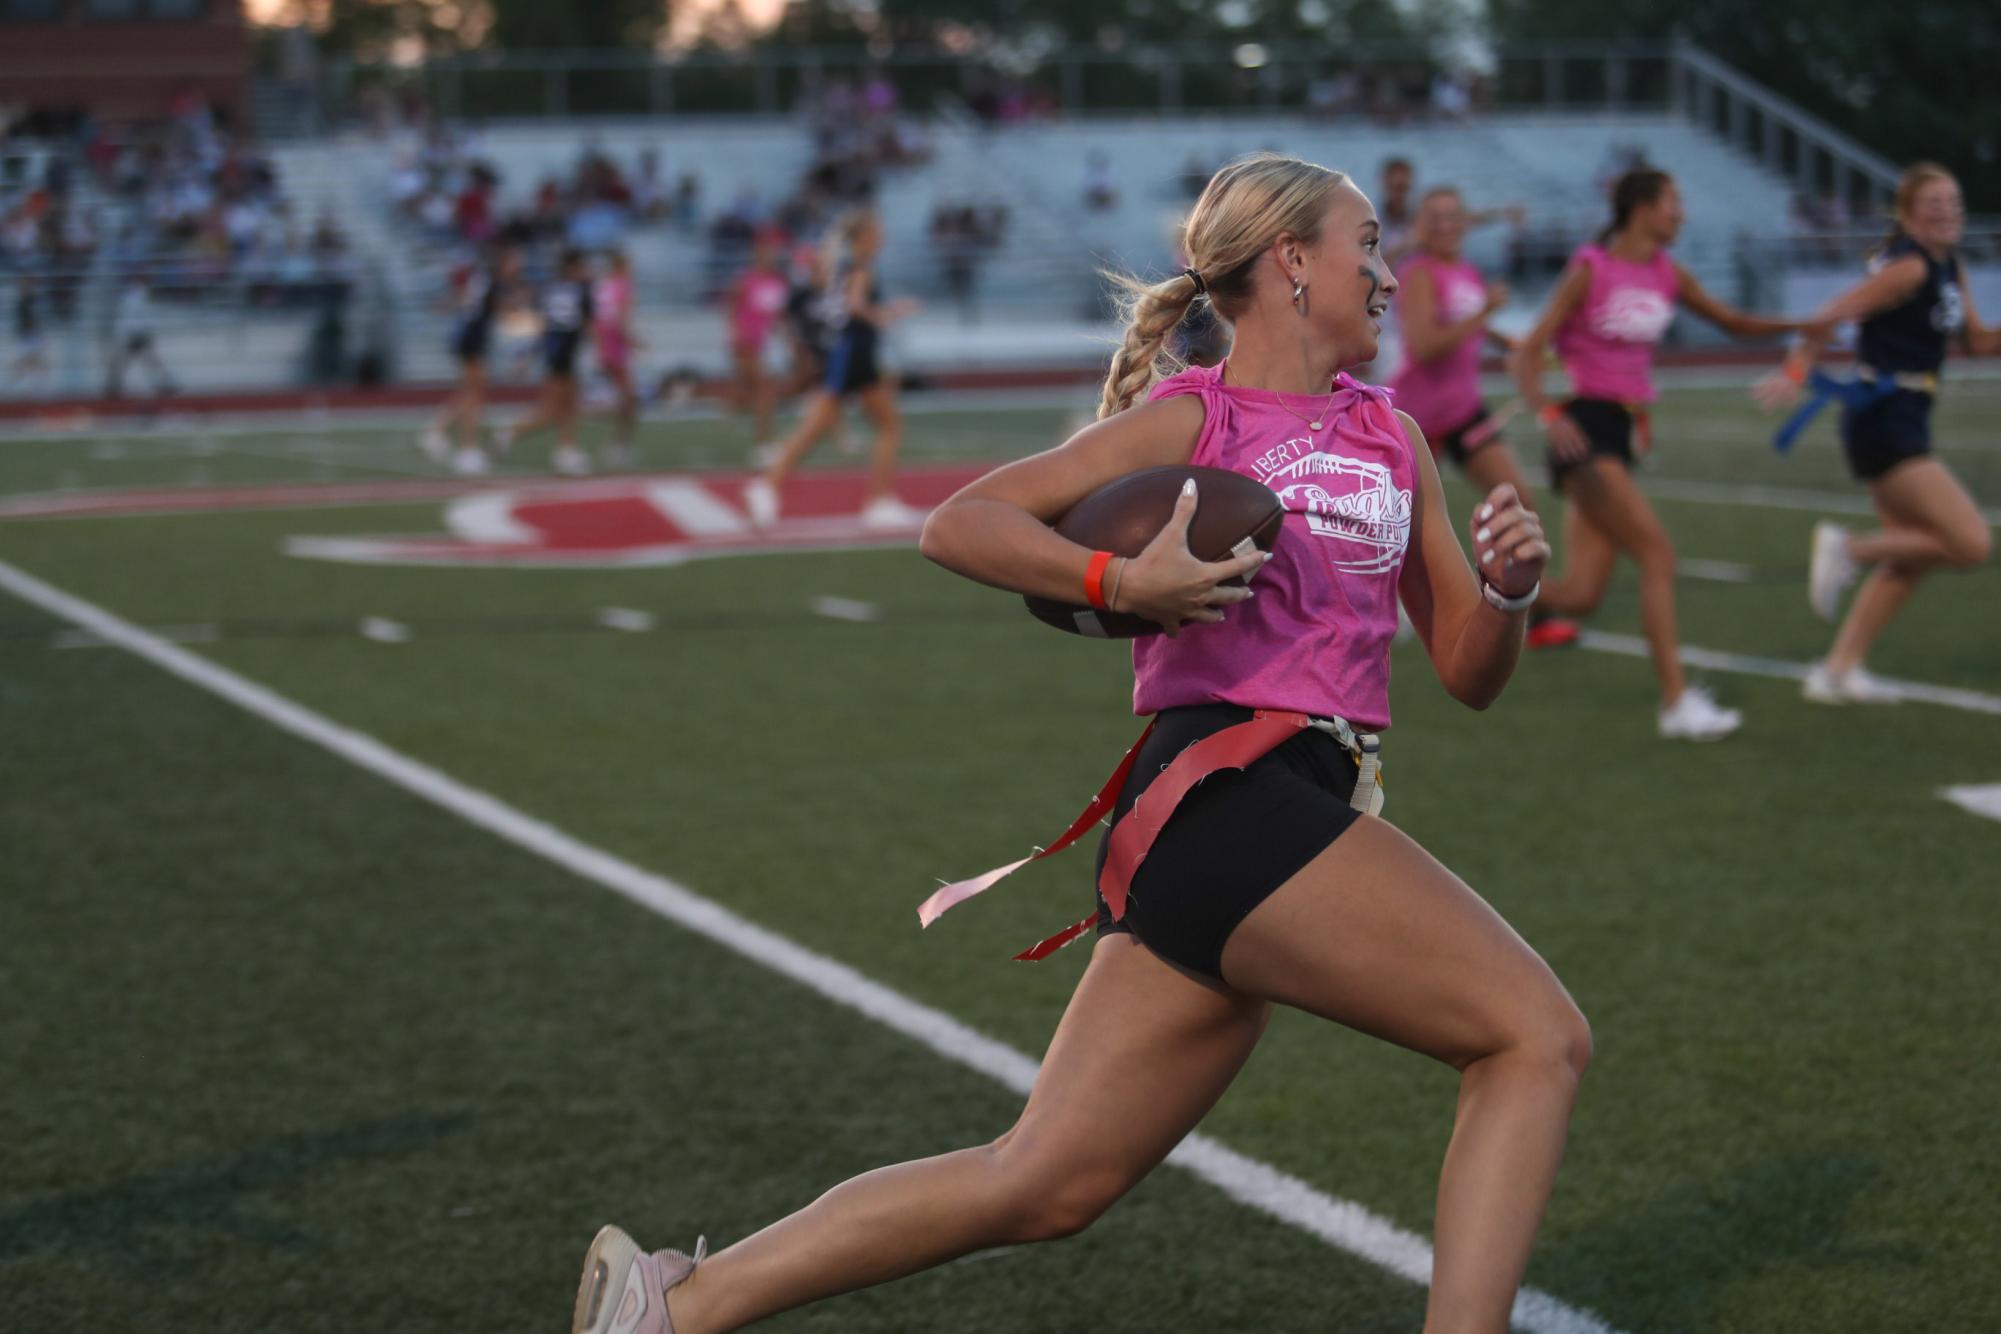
xmin=1132 ymin=362 xmax=1415 ymax=730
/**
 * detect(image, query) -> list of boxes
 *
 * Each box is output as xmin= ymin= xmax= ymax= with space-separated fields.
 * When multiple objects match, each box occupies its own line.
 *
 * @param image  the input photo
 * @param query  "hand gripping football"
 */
xmin=1024 ymin=465 xmax=1285 ymax=637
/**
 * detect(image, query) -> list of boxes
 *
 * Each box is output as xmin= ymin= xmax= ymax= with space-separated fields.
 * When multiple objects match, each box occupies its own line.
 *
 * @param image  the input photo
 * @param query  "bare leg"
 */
xmin=1826 ymin=458 xmax=1991 ymax=674
xmin=606 ymin=365 xmax=637 ymax=449
xmin=1460 ymin=444 xmax=1540 ymax=517
xmin=761 ymin=391 xmax=842 ymax=490
xmin=458 ymin=363 xmax=488 ymax=451
xmin=1546 ymin=459 xmax=1684 ymax=703
xmin=555 ymin=378 xmax=580 ymax=451
xmin=140 ymin=345 xmax=175 ymax=395
xmin=855 ymin=381 xmax=904 ymax=502
xmin=510 ymin=383 xmax=565 ymax=446
xmin=665 ymin=936 xmax=1268 ymax=1334
xmin=1533 ymin=489 xmax=1617 ymax=619
xmin=746 ymin=359 xmax=774 ymax=442
xmin=1221 ymin=818 xmax=1591 ymax=1334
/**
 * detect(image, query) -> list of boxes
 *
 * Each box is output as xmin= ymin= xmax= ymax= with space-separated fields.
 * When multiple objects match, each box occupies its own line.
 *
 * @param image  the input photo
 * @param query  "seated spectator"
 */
xmin=1082 ymin=151 xmax=1118 ymax=212
xmin=1431 ymin=71 xmax=1472 ymax=121
xmin=632 ymin=149 xmax=668 ymax=222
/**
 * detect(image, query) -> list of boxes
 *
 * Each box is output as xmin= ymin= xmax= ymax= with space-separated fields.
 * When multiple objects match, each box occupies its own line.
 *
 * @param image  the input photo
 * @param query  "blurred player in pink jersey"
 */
xmin=593 ymin=250 xmax=641 ymax=469
xmin=725 ymin=229 xmax=791 ymax=451
xmin=1389 ymin=187 xmax=1577 ymax=647
xmin=1513 ymin=169 xmax=1818 ymax=740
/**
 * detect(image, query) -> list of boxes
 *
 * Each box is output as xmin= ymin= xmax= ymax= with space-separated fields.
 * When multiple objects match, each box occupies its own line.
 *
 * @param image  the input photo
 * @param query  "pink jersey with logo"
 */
xmin=1552 ymin=244 xmax=1678 ymax=403
xmin=1389 ymin=252 xmax=1488 ymax=438
xmin=731 ymin=270 xmax=789 ymax=349
xmin=593 ymin=273 xmax=632 ymax=365
xmin=1131 ymin=362 xmax=1417 ymax=731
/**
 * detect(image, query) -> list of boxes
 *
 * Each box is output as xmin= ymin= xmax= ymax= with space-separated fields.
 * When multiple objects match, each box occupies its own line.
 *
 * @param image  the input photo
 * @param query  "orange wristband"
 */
xmin=1537 ymin=403 xmax=1565 ymax=427
xmin=1782 ymin=357 xmax=1808 ymax=386
xmin=1084 ymin=550 xmax=1115 ymax=610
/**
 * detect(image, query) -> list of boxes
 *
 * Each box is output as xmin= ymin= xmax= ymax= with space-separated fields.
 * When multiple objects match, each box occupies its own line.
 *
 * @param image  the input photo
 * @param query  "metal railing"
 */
xmin=1668 ymin=40 xmax=1901 ymax=216
xmin=324 ymin=41 xmax=1686 ymax=126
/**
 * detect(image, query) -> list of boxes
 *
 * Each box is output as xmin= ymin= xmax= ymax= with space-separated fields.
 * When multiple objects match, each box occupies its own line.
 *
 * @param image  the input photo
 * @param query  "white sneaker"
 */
xmin=451 ymin=446 xmax=489 ymax=476
xmin=553 ymin=447 xmax=591 ymax=477
xmin=1658 ymin=684 xmax=1742 ymax=741
xmin=1809 ymin=521 xmax=1858 ymax=622
xmin=420 ymin=426 xmax=451 ymax=465
xmin=571 ymin=1224 xmax=705 ymax=1334
xmin=859 ymin=494 xmax=928 ymax=530
xmin=744 ymin=476 xmax=779 ymax=527
xmin=1802 ymin=662 xmax=1902 ymax=705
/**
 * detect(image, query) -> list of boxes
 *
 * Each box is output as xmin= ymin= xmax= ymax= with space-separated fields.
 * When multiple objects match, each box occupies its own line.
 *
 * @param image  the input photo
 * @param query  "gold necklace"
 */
xmin=1223 ymin=361 xmax=1337 ymax=432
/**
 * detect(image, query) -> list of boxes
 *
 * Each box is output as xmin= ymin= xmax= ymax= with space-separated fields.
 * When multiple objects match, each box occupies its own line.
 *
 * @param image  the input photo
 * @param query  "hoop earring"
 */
xmin=1291 ymin=279 xmax=1308 ymax=316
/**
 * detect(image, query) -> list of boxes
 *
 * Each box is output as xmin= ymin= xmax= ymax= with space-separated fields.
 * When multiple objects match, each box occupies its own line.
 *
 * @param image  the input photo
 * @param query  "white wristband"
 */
xmin=1479 ymin=577 xmax=1539 ymax=614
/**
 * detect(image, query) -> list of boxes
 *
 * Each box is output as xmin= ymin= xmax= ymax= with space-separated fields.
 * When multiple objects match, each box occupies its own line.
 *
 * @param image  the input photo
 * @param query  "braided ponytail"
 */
xmin=1095 ymin=152 xmax=1347 ymax=419
xmin=1097 ymin=271 xmax=1204 ymax=419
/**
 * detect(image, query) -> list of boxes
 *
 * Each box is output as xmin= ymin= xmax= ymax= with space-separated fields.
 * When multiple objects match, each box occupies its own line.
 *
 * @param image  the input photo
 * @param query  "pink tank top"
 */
xmin=1389 ymin=252 xmax=1488 ymax=438
xmin=1131 ymin=362 xmax=1417 ymax=731
xmin=593 ymin=274 xmax=632 ymax=355
xmin=1552 ymin=244 xmax=1678 ymax=404
xmin=732 ymin=270 xmax=789 ymax=346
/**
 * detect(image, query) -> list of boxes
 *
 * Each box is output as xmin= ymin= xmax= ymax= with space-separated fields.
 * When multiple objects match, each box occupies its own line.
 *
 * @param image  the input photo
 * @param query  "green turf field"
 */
xmin=2 ymin=382 xmax=1999 ymax=1333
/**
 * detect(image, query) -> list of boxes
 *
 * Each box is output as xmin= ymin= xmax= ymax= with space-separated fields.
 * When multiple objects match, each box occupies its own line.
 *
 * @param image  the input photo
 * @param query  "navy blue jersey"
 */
xmin=540 ymin=277 xmax=594 ymax=335
xmin=786 ymin=280 xmax=830 ymax=353
xmin=1857 ymin=234 xmax=1963 ymax=375
xmin=825 ymin=263 xmax=881 ymax=354
xmin=455 ymin=268 xmax=498 ymax=331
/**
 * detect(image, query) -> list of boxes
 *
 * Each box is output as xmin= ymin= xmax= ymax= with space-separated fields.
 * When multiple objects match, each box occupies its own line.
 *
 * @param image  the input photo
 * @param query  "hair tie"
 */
xmin=1183 ymin=267 xmax=1207 ymax=296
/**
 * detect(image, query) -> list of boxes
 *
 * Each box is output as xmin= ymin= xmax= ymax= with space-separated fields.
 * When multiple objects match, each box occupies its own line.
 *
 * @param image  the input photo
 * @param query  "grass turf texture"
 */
xmin=2 ymin=383 xmax=1998 ymax=1332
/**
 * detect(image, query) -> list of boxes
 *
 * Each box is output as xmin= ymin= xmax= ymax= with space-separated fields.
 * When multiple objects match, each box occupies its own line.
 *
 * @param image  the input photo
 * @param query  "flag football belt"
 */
xmin=1627 ymin=404 xmax=1653 ymax=454
xmin=1773 ymin=366 xmax=1939 ymax=454
xmin=916 ymin=710 xmax=1385 ymax=962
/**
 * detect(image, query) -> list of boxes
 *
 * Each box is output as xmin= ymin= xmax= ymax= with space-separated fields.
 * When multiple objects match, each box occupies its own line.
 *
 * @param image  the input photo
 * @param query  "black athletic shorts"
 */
xmin=1839 ymin=386 xmax=1933 ymax=481
xmin=543 ymin=331 xmax=581 ymax=378
xmin=1434 ymin=404 xmax=1496 ymax=468
xmin=824 ymin=332 xmax=882 ymax=396
xmin=1547 ymin=397 xmax=1636 ymax=489
xmin=1094 ymin=703 xmax=1365 ymax=982
xmin=453 ymin=320 xmax=491 ymax=364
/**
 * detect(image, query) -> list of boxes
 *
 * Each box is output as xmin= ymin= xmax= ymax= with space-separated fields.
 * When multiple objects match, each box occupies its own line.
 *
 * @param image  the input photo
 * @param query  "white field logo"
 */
xmin=1591 ymin=286 xmax=1674 ymax=344
xmin=1255 ymin=439 xmax=1412 ymax=574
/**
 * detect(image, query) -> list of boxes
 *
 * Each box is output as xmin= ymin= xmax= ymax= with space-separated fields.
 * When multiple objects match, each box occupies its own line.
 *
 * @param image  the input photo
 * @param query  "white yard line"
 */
xmin=1577 ymin=631 xmax=2001 ymax=717
xmin=0 ymin=554 xmax=1620 ymax=1334
xmin=359 ymin=616 xmax=411 ymax=644
xmin=1677 ymin=558 xmax=1754 ymax=584
xmin=1640 ymin=476 xmax=2001 ymax=527
xmin=53 ymin=621 xmax=217 ymax=650
xmin=596 ymin=606 xmax=657 ymax=633
xmin=1940 ymin=784 xmax=2001 ymax=824
xmin=809 ymin=595 xmax=884 ymax=623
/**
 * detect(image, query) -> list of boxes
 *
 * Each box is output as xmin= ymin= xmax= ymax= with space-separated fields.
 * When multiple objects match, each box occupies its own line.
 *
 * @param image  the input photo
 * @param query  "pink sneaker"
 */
xmin=572 ymin=1224 xmax=706 ymax=1334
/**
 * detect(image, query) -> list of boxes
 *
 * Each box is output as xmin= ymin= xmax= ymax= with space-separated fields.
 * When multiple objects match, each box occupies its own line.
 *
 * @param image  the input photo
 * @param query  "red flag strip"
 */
xmin=919 ymin=711 xmax=1319 ymax=962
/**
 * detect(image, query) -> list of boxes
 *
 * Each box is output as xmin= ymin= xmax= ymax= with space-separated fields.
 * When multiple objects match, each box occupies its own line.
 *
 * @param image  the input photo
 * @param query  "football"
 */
xmin=1024 ymin=465 xmax=1285 ymax=637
